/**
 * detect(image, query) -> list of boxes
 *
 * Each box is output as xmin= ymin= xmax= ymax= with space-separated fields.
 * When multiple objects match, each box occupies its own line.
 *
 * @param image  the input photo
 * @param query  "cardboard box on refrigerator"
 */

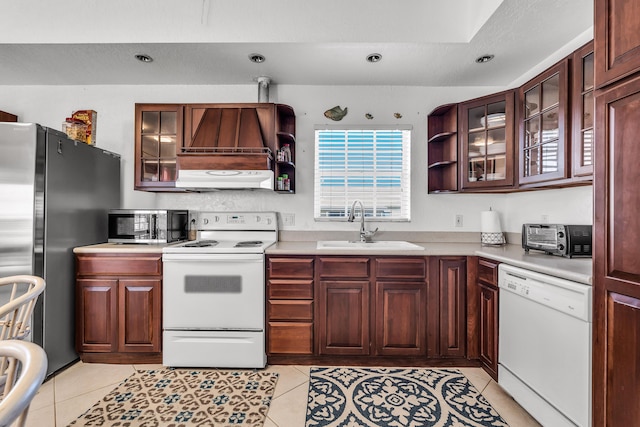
xmin=71 ymin=110 xmax=97 ymax=145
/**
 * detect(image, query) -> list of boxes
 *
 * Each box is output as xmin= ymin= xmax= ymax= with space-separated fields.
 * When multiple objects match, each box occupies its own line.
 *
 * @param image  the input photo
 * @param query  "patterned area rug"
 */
xmin=306 ymin=367 xmax=508 ymax=427
xmin=68 ymin=368 xmax=278 ymax=427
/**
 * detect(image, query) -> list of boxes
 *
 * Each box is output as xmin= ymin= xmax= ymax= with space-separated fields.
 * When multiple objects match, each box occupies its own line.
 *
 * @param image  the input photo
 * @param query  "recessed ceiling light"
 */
xmin=366 ymin=53 xmax=382 ymax=63
xmin=475 ymin=54 xmax=495 ymax=64
xmin=249 ymin=53 xmax=266 ymax=63
xmin=135 ymin=54 xmax=153 ymax=63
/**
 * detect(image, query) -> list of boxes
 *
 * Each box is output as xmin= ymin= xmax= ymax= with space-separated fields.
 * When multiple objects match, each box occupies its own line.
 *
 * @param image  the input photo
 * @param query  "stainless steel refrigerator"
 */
xmin=0 ymin=123 xmax=121 ymax=377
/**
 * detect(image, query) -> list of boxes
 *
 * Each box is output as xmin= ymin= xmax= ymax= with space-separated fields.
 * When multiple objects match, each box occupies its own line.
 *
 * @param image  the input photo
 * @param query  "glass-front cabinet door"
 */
xmin=134 ymin=104 xmax=183 ymax=191
xmin=459 ymin=91 xmax=515 ymax=190
xmin=519 ymin=59 xmax=569 ymax=185
xmin=572 ymin=42 xmax=594 ymax=178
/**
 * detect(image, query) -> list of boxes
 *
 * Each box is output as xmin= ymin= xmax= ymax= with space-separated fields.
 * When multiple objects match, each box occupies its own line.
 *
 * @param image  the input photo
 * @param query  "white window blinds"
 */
xmin=314 ymin=127 xmax=411 ymax=221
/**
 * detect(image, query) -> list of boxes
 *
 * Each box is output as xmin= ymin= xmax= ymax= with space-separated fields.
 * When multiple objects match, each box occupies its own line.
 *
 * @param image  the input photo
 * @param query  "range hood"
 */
xmin=175 ymin=169 xmax=274 ymax=190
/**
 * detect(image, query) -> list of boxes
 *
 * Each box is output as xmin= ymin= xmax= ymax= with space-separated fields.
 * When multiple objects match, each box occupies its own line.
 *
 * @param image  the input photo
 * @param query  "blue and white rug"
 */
xmin=306 ymin=367 xmax=508 ymax=427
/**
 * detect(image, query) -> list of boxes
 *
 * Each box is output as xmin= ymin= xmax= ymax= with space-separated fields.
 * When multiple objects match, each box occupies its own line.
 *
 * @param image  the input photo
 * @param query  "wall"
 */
xmin=0 ymin=83 xmax=592 ymax=234
xmin=1 ymin=25 xmax=594 ymax=236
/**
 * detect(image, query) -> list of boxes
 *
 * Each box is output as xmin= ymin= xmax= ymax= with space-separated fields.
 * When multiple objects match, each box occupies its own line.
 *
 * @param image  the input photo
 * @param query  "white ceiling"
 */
xmin=0 ymin=0 xmax=593 ymax=87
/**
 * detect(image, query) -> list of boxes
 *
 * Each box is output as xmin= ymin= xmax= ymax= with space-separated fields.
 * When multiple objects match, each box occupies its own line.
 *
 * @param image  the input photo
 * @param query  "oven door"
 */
xmin=162 ymin=253 xmax=264 ymax=330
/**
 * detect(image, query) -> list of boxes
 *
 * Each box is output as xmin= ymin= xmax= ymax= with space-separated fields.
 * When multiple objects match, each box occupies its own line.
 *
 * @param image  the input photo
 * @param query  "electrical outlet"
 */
xmin=455 ymin=214 xmax=463 ymax=227
xmin=282 ymin=213 xmax=295 ymax=227
xmin=541 ymin=214 xmax=549 ymax=224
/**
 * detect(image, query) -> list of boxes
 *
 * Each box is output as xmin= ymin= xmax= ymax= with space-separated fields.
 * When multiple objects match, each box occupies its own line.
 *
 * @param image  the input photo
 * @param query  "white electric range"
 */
xmin=161 ymin=211 xmax=277 ymax=368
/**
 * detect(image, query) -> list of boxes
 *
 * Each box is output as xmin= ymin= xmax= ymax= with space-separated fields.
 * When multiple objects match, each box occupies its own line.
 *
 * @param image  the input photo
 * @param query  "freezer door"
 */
xmin=35 ymin=129 xmax=121 ymax=376
xmin=0 ymin=123 xmax=38 ymax=277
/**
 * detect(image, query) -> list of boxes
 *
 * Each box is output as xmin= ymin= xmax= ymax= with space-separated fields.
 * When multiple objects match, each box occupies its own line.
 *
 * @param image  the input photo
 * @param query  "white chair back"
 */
xmin=0 ymin=340 xmax=47 ymax=427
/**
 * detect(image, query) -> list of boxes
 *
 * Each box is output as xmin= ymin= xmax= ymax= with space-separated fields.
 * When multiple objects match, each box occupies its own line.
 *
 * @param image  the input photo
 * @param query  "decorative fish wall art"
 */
xmin=324 ymin=106 xmax=348 ymax=121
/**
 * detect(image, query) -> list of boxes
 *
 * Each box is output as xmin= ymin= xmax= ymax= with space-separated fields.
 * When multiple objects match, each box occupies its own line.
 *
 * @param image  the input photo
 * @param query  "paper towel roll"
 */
xmin=481 ymin=210 xmax=502 ymax=233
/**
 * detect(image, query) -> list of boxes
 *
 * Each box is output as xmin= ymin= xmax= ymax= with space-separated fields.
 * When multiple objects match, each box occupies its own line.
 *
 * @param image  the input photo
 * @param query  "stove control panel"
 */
xmin=196 ymin=211 xmax=277 ymax=231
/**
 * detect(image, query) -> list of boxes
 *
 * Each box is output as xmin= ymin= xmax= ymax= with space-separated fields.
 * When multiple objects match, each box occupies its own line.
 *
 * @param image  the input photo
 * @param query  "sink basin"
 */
xmin=316 ymin=240 xmax=423 ymax=250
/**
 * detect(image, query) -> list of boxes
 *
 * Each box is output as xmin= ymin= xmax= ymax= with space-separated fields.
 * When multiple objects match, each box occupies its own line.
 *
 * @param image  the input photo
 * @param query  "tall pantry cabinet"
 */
xmin=593 ymin=0 xmax=640 ymax=425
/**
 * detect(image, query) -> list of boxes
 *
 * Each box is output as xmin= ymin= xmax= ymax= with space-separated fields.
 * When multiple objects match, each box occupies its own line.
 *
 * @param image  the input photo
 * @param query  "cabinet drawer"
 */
xmin=268 ymin=322 xmax=313 ymax=354
xmin=318 ymin=257 xmax=370 ymax=278
xmin=268 ymin=280 xmax=313 ymax=299
xmin=76 ymin=255 xmax=162 ymax=277
xmin=376 ymin=258 xmax=427 ymax=279
xmin=268 ymin=300 xmax=313 ymax=321
xmin=268 ymin=257 xmax=314 ymax=279
xmin=478 ymin=258 xmax=500 ymax=286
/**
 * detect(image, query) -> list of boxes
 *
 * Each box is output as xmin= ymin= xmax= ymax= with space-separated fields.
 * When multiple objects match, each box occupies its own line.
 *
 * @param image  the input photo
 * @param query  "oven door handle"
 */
xmin=162 ymin=253 xmax=264 ymax=262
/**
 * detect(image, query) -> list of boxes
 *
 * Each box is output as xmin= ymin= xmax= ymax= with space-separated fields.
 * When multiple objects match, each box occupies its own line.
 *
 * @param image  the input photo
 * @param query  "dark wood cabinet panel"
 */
xmin=477 ymin=258 xmax=500 ymax=286
xmin=475 ymin=257 xmax=499 ymax=380
xmin=427 ymin=104 xmax=458 ymax=193
xmin=134 ymin=104 xmax=183 ymax=191
xmin=268 ymin=257 xmax=314 ymax=279
xmin=318 ymin=280 xmax=370 ymax=355
xmin=75 ymin=253 xmax=163 ymax=362
xmin=374 ymin=281 xmax=426 ymax=356
xmin=267 ymin=280 xmax=313 ymax=300
xmin=518 ymin=59 xmax=570 ymax=186
xmin=437 ymin=257 xmax=467 ymax=357
xmin=118 ymin=280 xmax=161 ymax=353
xmin=375 ymin=258 xmax=426 ymax=279
xmin=459 ymin=91 xmax=516 ymax=190
xmin=76 ymin=279 xmax=117 ymax=353
xmin=572 ymin=41 xmax=595 ymax=178
xmin=265 ymin=256 xmax=314 ymax=356
xmin=427 ymin=257 xmax=467 ymax=358
xmin=595 ymin=0 xmax=640 ymax=88
xmin=593 ymin=73 xmax=640 ymax=426
xmin=0 ymin=111 xmax=18 ymax=122
xmin=318 ymin=257 xmax=370 ymax=279
xmin=268 ymin=322 xmax=313 ymax=355
xmin=268 ymin=300 xmax=313 ymax=321
xmin=76 ymin=254 xmax=162 ymax=276
xmin=479 ymin=283 xmax=498 ymax=380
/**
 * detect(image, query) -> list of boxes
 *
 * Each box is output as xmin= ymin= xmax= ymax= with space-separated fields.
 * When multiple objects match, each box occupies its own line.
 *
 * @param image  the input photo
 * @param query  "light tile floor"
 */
xmin=26 ymin=362 xmax=541 ymax=427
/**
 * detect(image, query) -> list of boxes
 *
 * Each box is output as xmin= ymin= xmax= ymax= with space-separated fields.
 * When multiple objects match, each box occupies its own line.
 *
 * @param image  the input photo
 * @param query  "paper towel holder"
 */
xmin=481 ymin=208 xmax=506 ymax=246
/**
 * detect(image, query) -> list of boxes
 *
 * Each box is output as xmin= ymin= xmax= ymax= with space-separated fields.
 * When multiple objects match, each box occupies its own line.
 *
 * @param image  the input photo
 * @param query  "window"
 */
xmin=314 ymin=126 xmax=411 ymax=221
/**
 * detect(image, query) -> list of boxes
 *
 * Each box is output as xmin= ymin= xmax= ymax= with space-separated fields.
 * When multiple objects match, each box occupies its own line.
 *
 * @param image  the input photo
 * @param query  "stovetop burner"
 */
xmin=184 ymin=240 xmax=219 ymax=247
xmin=234 ymin=240 xmax=263 ymax=247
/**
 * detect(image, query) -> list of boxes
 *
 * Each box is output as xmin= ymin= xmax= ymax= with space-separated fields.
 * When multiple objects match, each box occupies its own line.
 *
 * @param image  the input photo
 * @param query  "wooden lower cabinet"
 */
xmin=318 ymin=280 xmax=371 ymax=355
xmin=266 ymin=257 xmax=314 ymax=355
xmin=75 ymin=253 xmax=162 ymax=363
xmin=477 ymin=258 xmax=500 ymax=380
xmin=374 ymin=281 xmax=426 ymax=356
xmin=267 ymin=254 xmax=473 ymax=365
xmin=429 ymin=257 xmax=467 ymax=358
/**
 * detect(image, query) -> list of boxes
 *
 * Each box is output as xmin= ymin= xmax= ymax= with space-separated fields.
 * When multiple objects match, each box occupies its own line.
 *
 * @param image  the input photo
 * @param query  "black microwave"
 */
xmin=108 ymin=209 xmax=188 ymax=244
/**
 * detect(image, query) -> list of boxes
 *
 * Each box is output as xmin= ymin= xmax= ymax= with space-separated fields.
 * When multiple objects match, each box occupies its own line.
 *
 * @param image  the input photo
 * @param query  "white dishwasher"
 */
xmin=498 ymin=264 xmax=592 ymax=427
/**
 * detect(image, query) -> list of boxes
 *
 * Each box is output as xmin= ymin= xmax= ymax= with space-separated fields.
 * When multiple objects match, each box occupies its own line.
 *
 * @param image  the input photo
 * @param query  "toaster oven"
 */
xmin=522 ymin=224 xmax=592 ymax=258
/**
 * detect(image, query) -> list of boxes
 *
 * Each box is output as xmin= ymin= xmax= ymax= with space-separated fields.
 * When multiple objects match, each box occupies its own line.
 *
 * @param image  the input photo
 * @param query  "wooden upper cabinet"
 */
xmin=0 ymin=110 xmax=18 ymax=122
xmin=134 ymin=104 xmax=183 ymax=191
xmin=518 ymin=59 xmax=570 ymax=186
xmin=595 ymin=0 xmax=640 ymax=89
xmin=427 ymin=104 xmax=458 ymax=193
xmin=459 ymin=90 xmax=516 ymax=191
xmin=134 ymin=102 xmax=296 ymax=192
xmin=572 ymin=41 xmax=595 ymax=178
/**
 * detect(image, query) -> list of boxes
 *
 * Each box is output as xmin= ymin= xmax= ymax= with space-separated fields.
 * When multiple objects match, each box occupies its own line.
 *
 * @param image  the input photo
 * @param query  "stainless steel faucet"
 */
xmin=348 ymin=199 xmax=378 ymax=242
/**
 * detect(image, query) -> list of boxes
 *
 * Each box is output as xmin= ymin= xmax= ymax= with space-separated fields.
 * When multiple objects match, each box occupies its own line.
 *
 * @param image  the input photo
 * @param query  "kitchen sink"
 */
xmin=316 ymin=240 xmax=423 ymax=250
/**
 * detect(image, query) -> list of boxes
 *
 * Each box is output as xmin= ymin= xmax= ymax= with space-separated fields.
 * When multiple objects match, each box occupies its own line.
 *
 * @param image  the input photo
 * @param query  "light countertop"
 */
xmin=74 ymin=240 xmax=592 ymax=285
xmin=73 ymin=243 xmax=171 ymax=253
xmin=266 ymin=241 xmax=592 ymax=285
